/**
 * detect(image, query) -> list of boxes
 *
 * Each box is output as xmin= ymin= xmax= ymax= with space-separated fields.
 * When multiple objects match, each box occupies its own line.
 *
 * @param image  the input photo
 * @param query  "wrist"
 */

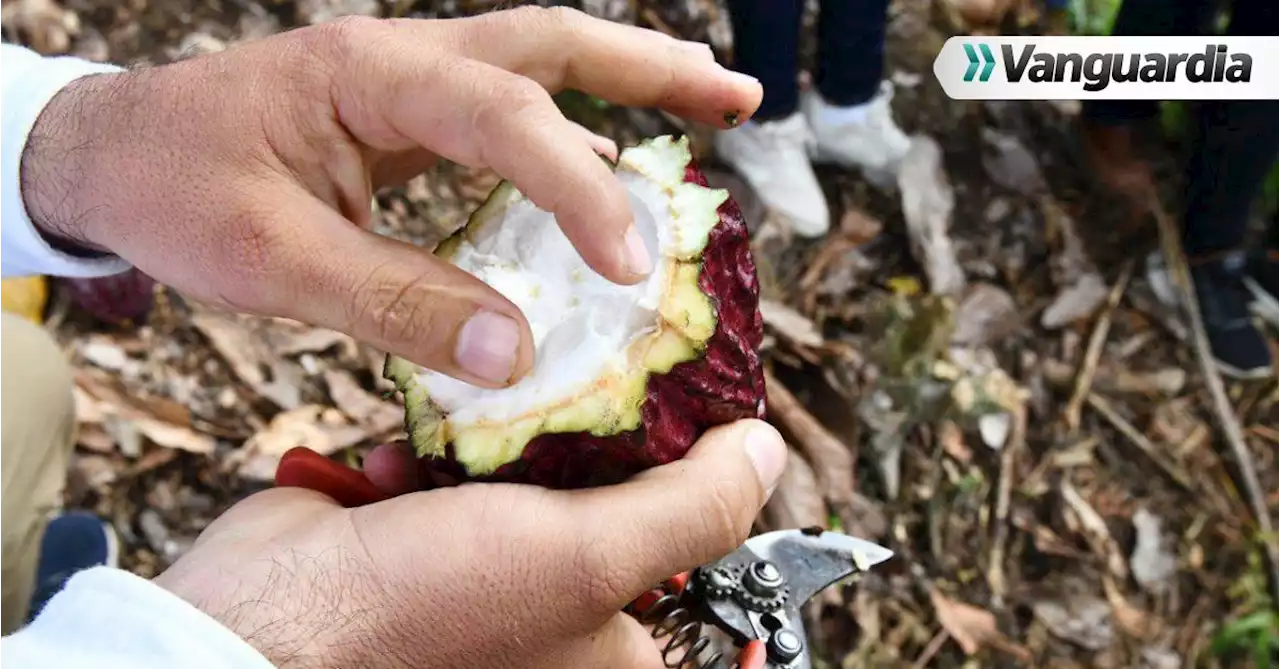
xmin=20 ymin=71 xmax=128 ymax=256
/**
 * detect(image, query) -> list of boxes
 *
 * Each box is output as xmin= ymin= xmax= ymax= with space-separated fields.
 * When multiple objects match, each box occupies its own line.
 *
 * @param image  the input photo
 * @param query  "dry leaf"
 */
xmin=275 ymin=328 xmax=358 ymax=357
xmin=930 ymin=586 xmax=1032 ymax=661
xmin=937 ymin=420 xmax=972 ymax=463
xmin=1103 ymin=575 xmax=1156 ymax=639
xmin=1129 ymin=508 xmax=1176 ymax=593
xmin=1060 ymin=479 xmax=1129 ymax=579
xmin=1041 ymin=272 xmax=1108 ymax=329
xmin=192 ymin=308 xmax=303 ymax=410
xmin=1 ymin=0 xmax=80 ymax=54
xmin=759 ymin=299 xmax=824 ymax=348
xmin=838 ymin=207 xmax=884 ymax=244
xmin=952 ymin=282 xmax=1019 ymax=347
xmin=79 ymin=337 xmax=130 ymax=372
xmin=765 ymin=371 xmax=886 ymax=538
xmin=981 ymin=128 xmax=1047 ymax=197
xmin=930 ymin=587 xmax=998 ymax=655
xmin=75 ymin=371 xmax=215 ymax=454
xmin=236 ymin=399 xmax=397 ymax=481
xmin=1033 ymin=595 xmax=1114 ymax=650
xmin=897 ymin=136 xmax=966 ymax=297
xmin=324 ymin=369 xmax=402 ymax=431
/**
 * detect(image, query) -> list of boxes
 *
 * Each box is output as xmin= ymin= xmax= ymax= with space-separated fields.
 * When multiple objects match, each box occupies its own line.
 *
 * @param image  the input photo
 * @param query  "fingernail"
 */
xmin=724 ymin=69 xmax=760 ymax=89
xmin=455 ymin=310 xmax=520 ymax=384
xmin=744 ymin=423 xmax=786 ymax=495
xmin=622 ymin=225 xmax=652 ymax=276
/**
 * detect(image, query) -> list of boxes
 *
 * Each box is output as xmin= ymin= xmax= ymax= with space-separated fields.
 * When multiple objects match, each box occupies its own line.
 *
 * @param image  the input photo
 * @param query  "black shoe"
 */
xmin=1191 ymin=253 xmax=1273 ymax=380
xmin=1243 ymin=248 xmax=1278 ymax=328
xmin=26 ymin=511 xmax=120 ymax=624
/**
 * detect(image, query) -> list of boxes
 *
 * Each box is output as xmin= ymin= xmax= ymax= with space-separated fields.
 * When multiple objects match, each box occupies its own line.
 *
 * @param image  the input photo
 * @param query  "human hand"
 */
xmin=20 ymin=8 xmax=762 ymax=389
xmin=152 ymin=419 xmax=786 ymax=669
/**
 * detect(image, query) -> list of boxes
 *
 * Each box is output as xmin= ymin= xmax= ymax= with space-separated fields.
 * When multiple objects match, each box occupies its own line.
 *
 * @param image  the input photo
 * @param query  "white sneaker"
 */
xmin=803 ymin=81 xmax=913 ymax=191
xmin=713 ymin=111 xmax=831 ymax=237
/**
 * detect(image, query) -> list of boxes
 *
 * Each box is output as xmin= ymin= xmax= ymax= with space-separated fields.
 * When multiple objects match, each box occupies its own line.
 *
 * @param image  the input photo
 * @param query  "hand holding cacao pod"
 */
xmin=155 ymin=419 xmax=786 ymax=669
xmin=21 ymin=7 xmax=762 ymax=390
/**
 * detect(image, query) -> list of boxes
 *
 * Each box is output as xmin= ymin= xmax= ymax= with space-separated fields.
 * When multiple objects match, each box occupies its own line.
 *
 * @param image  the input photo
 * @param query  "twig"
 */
xmin=1063 ymin=259 xmax=1134 ymax=432
xmin=1085 ymin=392 xmax=1193 ymax=492
xmin=763 ymin=369 xmax=885 ymax=537
xmin=910 ymin=629 xmax=950 ymax=669
xmin=1146 ymin=191 xmax=1278 ymax=597
xmin=986 ymin=402 xmax=1026 ymax=610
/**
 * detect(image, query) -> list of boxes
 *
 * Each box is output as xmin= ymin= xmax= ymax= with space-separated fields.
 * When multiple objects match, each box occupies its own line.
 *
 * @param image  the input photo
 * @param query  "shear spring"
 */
xmin=631 ymin=589 xmax=738 ymax=669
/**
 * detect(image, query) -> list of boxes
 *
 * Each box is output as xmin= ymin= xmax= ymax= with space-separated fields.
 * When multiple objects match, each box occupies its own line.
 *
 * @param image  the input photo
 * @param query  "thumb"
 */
xmin=260 ymin=191 xmax=536 ymax=389
xmin=565 ymin=419 xmax=787 ymax=613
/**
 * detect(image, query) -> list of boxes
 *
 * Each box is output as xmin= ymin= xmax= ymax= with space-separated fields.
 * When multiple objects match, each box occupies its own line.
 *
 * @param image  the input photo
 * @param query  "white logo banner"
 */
xmin=933 ymin=36 xmax=1280 ymax=100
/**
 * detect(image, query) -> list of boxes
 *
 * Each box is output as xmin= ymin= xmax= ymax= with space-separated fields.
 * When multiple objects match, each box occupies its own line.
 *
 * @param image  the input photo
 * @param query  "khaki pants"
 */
xmin=1 ymin=311 xmax=77 ymax=635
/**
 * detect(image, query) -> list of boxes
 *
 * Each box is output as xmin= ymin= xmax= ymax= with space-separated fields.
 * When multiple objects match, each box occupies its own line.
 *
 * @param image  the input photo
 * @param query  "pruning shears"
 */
xmin=274 ymin=446 xmax=895 ymax=669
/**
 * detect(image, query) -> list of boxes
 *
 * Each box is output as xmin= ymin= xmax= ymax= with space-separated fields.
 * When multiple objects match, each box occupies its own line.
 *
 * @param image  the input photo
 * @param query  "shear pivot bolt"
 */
xmin=767 ymin=629 xmax=803 ymax=663
xmin=744 ymin=560 xmax=784 ymax=597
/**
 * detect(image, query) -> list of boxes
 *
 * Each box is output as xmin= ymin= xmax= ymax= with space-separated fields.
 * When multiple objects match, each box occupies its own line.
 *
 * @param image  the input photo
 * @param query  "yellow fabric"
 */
xmin=0 ymin=276 xmax=48 ymax=324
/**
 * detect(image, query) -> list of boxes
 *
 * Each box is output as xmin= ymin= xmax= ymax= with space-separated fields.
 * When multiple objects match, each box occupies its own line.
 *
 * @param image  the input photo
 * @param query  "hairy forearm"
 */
xmin=0 ymin=42 xmax=131 ymax=278
xmin=20 ymin=71 xmax=132 ymax=256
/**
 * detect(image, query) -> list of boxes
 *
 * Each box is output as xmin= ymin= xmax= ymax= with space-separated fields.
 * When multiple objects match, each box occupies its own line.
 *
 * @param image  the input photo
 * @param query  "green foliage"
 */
xmin=1066 ymin=0 xmax=1121 ymax=36
xmin=1205 ymin=546 xmax=1280 ymax=668
xmin=1208 ymin=610 xmax=1278 ymax=669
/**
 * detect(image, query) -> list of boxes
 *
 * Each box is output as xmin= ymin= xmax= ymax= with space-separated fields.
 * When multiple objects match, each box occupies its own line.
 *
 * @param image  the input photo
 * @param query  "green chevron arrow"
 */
xmin=963 ymin=43 xmax=980 ymax=81
xmin=962 ymin=43 xmax=997 ymax=82
xmin=978 ymin=43 xmax=995 ymax=81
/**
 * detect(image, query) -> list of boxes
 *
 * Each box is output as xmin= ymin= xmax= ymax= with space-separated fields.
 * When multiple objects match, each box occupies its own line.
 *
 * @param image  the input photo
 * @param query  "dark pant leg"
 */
xmin=725 ymin=0 xmax=805 ymax=121
xmin=1081 ymin=0 xmax=1221 ymax=124
xmin=812 ymin=0 xmax=892 ymax=107
xmin=1181 ymin=0 xmax=1280 ymax=255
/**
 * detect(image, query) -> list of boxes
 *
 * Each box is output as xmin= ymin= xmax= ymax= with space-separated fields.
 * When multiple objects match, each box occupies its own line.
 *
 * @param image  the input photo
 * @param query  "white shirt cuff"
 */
xmin=0 ymin=566 xmax=276 ymax=669
xmin=1 ymin=43 xmax=133 ymax=278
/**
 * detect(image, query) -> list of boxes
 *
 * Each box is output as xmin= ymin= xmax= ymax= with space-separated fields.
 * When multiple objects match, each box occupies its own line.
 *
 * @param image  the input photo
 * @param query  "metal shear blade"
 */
xmin=691 ymin=528 xmax=893 ymax=669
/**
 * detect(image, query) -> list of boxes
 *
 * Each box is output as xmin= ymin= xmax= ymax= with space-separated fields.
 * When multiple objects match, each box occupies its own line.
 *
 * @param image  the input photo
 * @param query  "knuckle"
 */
xmin=307 ymin=14 xmax=388 ymax=63
xmin=347 ymin=265 xmax=439 ymax=349
xmin=473 ymin=77 xmax=551 ymax=135
xmin=210 ymin=205 xmax=291 ymax=313
xmin=542 ymin=5 xmax=587 ymax=30
xmin=220 ymin=206 xmax=283 ymax=278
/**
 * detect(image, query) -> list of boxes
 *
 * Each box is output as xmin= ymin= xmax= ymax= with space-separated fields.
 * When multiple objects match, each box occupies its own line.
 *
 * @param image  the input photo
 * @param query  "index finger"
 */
xmin=401 ymin=7 xmax=763 ymax=128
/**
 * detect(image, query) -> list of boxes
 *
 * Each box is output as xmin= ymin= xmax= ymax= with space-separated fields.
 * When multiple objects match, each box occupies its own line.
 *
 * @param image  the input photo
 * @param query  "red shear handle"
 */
xmin=274 ymin=446 xmax=392 ymax=508
xmin=735 ymin=639 xmax=767 ymax=669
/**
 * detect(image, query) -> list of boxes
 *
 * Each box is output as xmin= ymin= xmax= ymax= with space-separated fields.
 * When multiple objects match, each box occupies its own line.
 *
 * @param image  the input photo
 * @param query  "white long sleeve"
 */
xmin=1 ymin=42 xmax=132 ymax=278
xmin=1 ymin=566 xmax=276 ymax=668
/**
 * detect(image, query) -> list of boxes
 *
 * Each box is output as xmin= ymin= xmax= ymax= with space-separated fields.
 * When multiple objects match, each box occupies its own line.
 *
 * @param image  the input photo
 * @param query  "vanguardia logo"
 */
xmin=960 ymin=42 xmax=1252 ymax=89
xmin=933 ymin=36 xmax=1279 ymax=101
xmin=963 ymin=43 xmax=996 ymax=82
xmin=998 ymin=43 xmax=1252 ymax=91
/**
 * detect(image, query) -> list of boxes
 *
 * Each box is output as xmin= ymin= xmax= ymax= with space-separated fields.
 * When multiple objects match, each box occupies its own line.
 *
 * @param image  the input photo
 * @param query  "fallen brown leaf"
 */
xmin=1060 ymin=479 xmax=1129 ymax=580
xmin=929 ymin=585 xmax=1032 ymax=661
xmin=759 ymin=299 xmax=825 ymax=349
xmin=191 ymin=308 xmax=304 ymax=410
xmin=75 ymin=370 xmax=215 ymax=455
xmin=764 ymin=370 xmax=886 ymax=538
xmin=324 ymin=369 xmax=402 ymax=430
